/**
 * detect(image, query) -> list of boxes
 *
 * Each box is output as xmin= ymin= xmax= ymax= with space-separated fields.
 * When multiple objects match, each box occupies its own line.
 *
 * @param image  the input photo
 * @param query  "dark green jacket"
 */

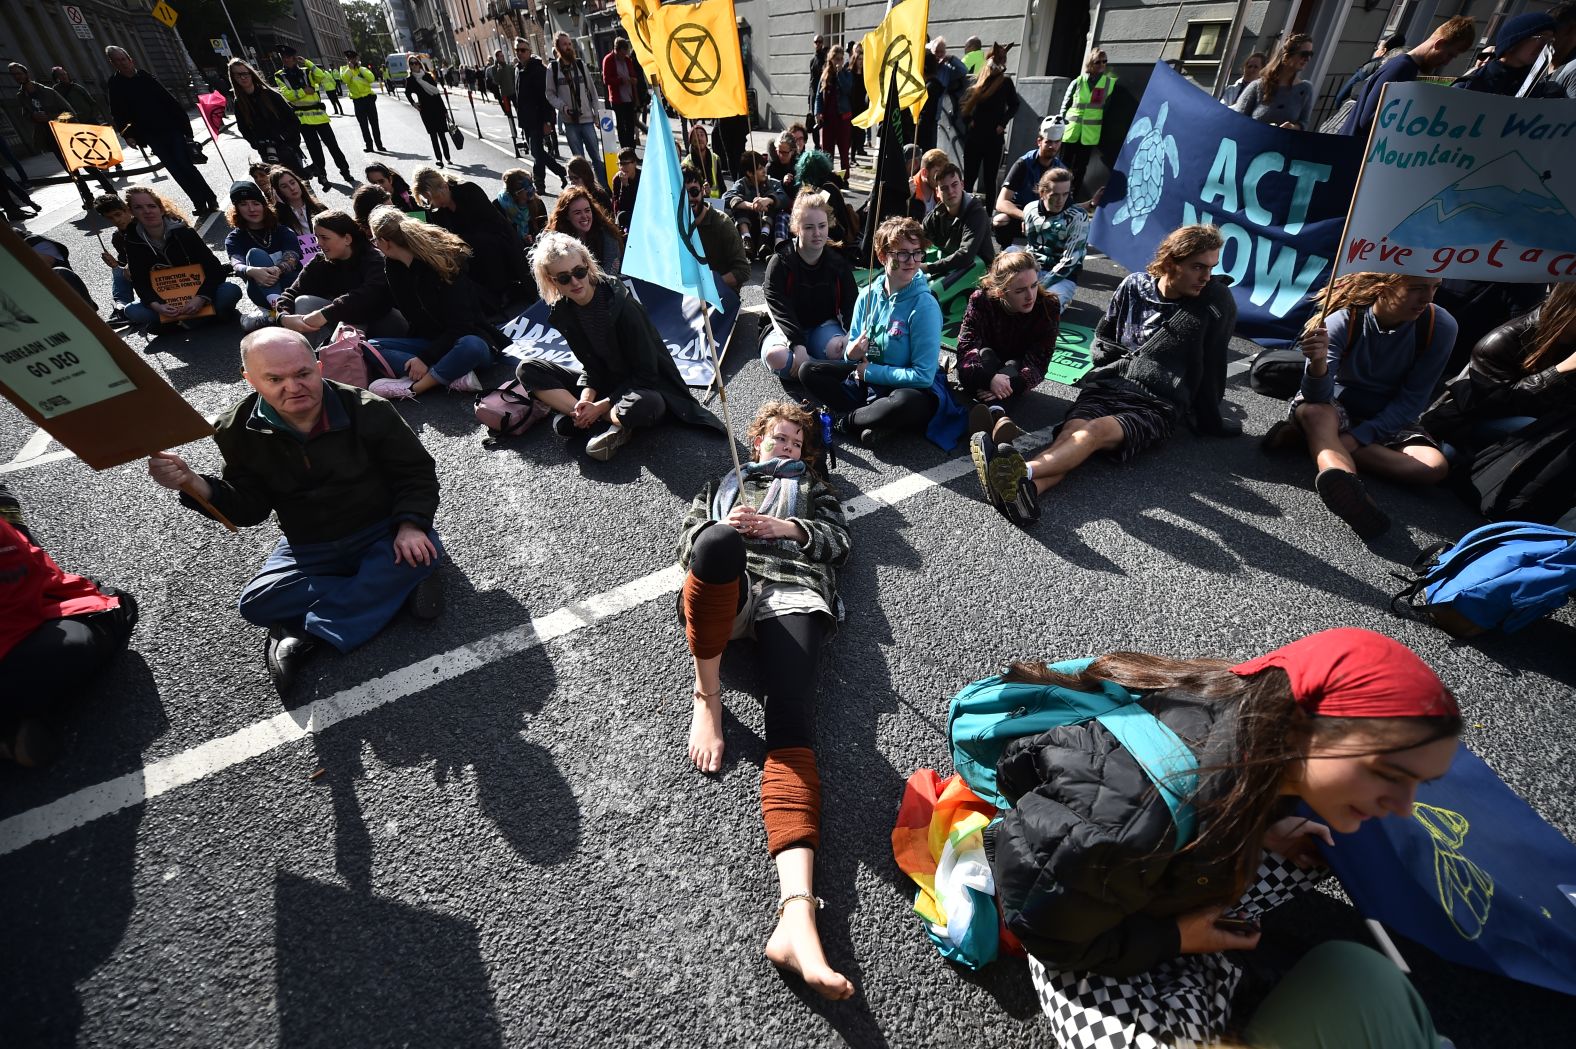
xmin=181 ymin=381 xmax=439 ymax=544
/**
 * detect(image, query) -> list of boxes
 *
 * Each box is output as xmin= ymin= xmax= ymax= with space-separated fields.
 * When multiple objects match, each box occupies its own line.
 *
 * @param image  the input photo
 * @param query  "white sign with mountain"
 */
xmin=1340 ymin=82 xmax=1576 ymax=283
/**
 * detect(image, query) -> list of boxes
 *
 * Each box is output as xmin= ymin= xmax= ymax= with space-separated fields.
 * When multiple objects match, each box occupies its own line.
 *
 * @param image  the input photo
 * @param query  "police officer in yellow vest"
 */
xmin=1059 ymin=47 xmax=1116 ymax=198
xmin=274 ymin=45 xmax=353 ymax=190
xmin=341 ymin=50 xmax=384 ymax=153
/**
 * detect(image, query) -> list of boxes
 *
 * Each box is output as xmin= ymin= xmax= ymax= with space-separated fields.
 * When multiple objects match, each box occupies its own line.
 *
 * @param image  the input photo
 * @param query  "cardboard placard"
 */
xmin=0 ymin=225 xmax=214 ymax=468
xmin=149 ymin=264 xmax=216 ymax=322
xmin=295 ymin=232 xmax=321 ymax=265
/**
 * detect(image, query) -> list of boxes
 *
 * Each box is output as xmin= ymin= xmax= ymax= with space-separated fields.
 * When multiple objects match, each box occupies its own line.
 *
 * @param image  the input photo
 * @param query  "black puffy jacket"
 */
xmin=984 ymin=690 xmax=1251 ymax=977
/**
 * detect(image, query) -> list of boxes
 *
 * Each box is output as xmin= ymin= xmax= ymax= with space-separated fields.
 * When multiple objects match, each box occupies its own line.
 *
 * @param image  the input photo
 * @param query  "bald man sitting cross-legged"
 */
xmin=148 ymin=329 xmax=443 ymax=693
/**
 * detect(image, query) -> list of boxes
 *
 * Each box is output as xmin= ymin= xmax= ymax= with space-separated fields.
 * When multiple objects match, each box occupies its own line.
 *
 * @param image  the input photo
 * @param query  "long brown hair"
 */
xmin=369 ymin=205 xmax=471 ymax=283
xmin=1260 ymin=33 xmax=1312 ymax=104
xmin=227 ymin=58 xmax=287 ymax=130
xmin=961 ymin=45 xmax=1010 ymax=117
xmin=1524 ymin=283 xmax=1576 ymax=372
xmin=1300 ymin=271 xmax=1407 ymax=339
xmin=819 ymin=44 xmax=845 ymax=95
xmin=1004 ymin=654 xmax=1461 ymax=894
xmin=547 ymin=185 xmax=624 ymax=247
xmin=268 ymin=165 xmax=325 ymax=233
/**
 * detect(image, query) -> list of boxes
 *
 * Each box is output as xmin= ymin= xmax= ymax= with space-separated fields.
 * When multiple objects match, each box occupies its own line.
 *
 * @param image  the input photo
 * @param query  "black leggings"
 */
xmin=0 ymin=591 xmax=138 ymax=729
xmin=428 ymin=131 xmax=452 ymax=164
xmin=799 ymin=361 xmax=939 ymax=435
xmin=688 ymin=524 xmax=825 ymax=751
xmin=514 ymin=359 xmax=669 ymax=429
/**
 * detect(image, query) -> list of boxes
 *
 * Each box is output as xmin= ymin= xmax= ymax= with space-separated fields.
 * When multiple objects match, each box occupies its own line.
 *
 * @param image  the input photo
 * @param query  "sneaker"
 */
xmin=969 ymin=431 xmax=1004 ymax=510
xmin=240 ymin=312 xmax=275 ymax=334
xmin=107 ymin=307 xmax=131 ymax=329
xmin=985 ymin=443 xmax=1028 ymax=516
xmin=1260 ymin=419 xmax=1306 ymax=454
xmin=1005 ymin=473 xmax=1042 ymax=526
xmin=586 ymin=424 xmax=634 ymax=461
xmin=370 ymin=377 xmax=417 ymax=400
xmin=1314 ymin=468 xmax=1390 ymax=539
xmin=265 ymin=626 xmax=319 ymax=695
xmin=552 ymin=412 xmax=576 ymax=438
xmin=446 ymin=370 xmax=484 ymax=394
xmin=404 ymin=572 xmax=444 ymax=620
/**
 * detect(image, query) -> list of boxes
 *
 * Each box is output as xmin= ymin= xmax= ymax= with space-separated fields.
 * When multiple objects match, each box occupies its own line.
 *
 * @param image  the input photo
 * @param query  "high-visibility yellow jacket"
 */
xmin=342 ymin=65 xmax=377 ymax=100
xmin=1061 ymin=72 xmax=1116 ymax=146
xmin=274 ymin=60 xmax=336 ymax=126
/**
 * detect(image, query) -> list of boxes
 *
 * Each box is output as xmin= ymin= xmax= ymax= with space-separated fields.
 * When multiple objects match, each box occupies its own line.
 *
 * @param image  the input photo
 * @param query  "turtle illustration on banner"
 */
xmin=1112 ymin=102 xmax=1179 ymax=236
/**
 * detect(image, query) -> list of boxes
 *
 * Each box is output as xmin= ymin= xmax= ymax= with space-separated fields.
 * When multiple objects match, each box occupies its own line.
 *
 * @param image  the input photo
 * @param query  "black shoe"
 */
xmin=107 ymin=307 xmax=131 ymax=329
xmin=1005 ymin=471 xmax=1042 ymax=526
xmin=404 ymin=572 xmax=444 ymax=620
xmin=970 ymin=431 xmax=1004 ymax=511
xmin=241 ymin=312 xmax=275 ymax=334
xmin=265 ymin=626 xmax=319 ymax=694
xmin=0 ymin=717 xmax=60 ymax=768
xmin=552 ymin=413 xmax=576 ymax=437
xmin=1314 ymin=468 xmax=1390 ymax=539
xmin=339 ymin=170 xmax=354 ymax=184
xmin=1260 ymin=419 xmax=1306 ymax=454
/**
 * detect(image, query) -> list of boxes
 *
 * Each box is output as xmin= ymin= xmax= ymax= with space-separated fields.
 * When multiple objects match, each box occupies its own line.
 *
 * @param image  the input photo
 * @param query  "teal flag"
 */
xmin=621 ymin=94 xmax=723 ymax=311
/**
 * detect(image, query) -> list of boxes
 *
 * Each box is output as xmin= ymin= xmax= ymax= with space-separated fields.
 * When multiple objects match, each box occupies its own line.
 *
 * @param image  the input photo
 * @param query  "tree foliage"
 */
xmin=342 ymin=0 xmax=396 ymax=60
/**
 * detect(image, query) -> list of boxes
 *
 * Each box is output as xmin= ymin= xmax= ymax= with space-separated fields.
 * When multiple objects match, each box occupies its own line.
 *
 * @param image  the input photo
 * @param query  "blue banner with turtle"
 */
xmin=1090 ymin=62 xmax=1365 ymax=347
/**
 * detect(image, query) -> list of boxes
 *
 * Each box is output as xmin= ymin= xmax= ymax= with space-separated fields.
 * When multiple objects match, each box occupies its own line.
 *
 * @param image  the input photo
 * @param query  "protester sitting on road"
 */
xmin=973 ymin=225 xmax=1238 ymax=525
xmin=272 ymin=210 xmax=403 ymax=340
xmin=564 ymin=155 xmax=615 ymax=214
xmin=0 ymin=482 xmax=139 ymax=768
xmin=762 ymin=191 xmax=856 ymax=382
xmin=365 ymin=206 xmax=507 ymax=399
xmin=1343 ymin=17 xmax=1476 ymax=137
xmin=547 ymin=185 xmax=625 ymax=277
xmin=364 ymin=163 xmax=421 ymax=214
xmin=1262 ymin=273 xmax=1456 ymax=539
xmin=793 ymin=149 xmax=860 ymax=262
xmin=611 ymin=148 xmax=640 ymax=232
xmin=908 ymin=146 xmax=948 ymax=219
xmin=1422 ymin=283 xmax=1575 ymax=485
xmin=992 ymin=116 xmax=1067 ymax=248
xmin=120 ymin=184 xmax=243 ymax=330
xmin=495 ymin=168 xmax=548 ymax=249
xmin=988 ymin=629 xmax=1461 ymax=1047
xmin=724 ymin=150 xmax=788 ymax=262
xmin=413 ymin=164 xmax=535 ymax=310
xmin=1218 ymin=52 xmax=1266 ymax=105
xmin=956 ymin=251 xmax=1059 ymax=417
xmin=1233 ymin=34 xmax=1316 ymax=129
xmin=921 ymin=162 xmax=995 ymax=289
xmin=92 ymin=193 xmax=138 ymax=327
xmin=800 ymin=217 xmax=964 ymax=449
xmin=248 ymin=161 xmax=277 ymax=205
xmin=351 ymin=183 xmax=390 ymax=236
xmin=681 ymin=164 xmax=751 ymax=291
xmin=514 ymin=232 xmax=726 ymax=461
xmin=673 ymin=400 xmax=854 ymax=1001
xmin=229 ymin=59 xmax=309 ymax=181
xmin=766 ymin=132 xmax=799 ymax=195
xmin=225 ymin=180 xmax=303 ymax=315
xmin=1454 ymin=12 xmax=1556 ymax=94
xmin=146 ymin=329 xmax=443 ymax=694
xmin=270 ymin=166 xmax=327 ymax=239
xmin=685 ymin=122 xmax=722 ymax=197
xmin=1021 ymin=167 xmax=1090 ymax=307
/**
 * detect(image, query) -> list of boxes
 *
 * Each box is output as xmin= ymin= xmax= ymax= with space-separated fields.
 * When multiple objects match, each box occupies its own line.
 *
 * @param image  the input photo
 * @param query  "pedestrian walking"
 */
xmin=1059 ymin=46 xmax=1116 ymax=197
xmin=272 ymin=46 xmax=353 ymax=189
xmin=602 ymin=38 xmax=639 ymax=148
xmin=10 ymin=62 xmax=116 ymax=210
xmin=340 ymin=51 xmax=384 ymax=152
xmin=512 ymin=38 xmax=566 ymax=191
xmin=407 ymin=57 xmax=453 ymax=168
xmin=488 ymin=49 xmax=517 ymax=122
xmin=545 ymin=33 xmax=607 ymax=190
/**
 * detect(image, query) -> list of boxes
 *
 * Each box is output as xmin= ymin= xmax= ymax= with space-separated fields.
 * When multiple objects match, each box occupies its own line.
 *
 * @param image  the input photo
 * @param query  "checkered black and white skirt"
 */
xmin=1028 ymin=852 xmax=1321 ymax=1049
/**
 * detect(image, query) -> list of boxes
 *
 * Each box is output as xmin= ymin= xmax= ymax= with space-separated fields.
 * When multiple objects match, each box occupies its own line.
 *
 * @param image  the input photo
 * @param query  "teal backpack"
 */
xmin=947 ymin=658 xmax=1201 ymax=849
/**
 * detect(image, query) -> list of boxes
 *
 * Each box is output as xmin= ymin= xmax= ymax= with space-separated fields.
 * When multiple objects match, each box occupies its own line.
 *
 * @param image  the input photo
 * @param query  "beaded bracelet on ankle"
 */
xmin=775 ymin=893 xmax=825 ymax=919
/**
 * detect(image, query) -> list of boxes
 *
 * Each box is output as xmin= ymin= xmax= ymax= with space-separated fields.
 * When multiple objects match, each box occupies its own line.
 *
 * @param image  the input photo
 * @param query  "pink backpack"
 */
xmin=474 ymin=378 xmax=549 ymax=441
xmin=318 ymin=323 xmax=395 ymax=388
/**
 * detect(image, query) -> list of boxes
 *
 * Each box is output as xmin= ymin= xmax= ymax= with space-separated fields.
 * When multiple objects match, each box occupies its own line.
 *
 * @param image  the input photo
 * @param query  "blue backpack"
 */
xmin=1393 ymin=522 xmax=1576 ymax=637
xmin=947 ymin=659 xmax=1200 ymax=849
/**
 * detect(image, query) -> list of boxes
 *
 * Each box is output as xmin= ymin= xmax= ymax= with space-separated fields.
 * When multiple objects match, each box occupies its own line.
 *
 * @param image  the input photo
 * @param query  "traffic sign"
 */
xmin=211 ymin=35 xmax=232 ymax=57
xmin=61 ymin=4 xmax=94 ymax=39
xmin=151 ymin=1 xmax=178 ymax=29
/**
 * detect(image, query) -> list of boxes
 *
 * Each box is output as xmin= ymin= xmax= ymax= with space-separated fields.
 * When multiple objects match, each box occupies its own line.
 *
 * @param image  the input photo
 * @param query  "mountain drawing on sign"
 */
xmin=1386 ymin=151 xmax=1576 ymax=248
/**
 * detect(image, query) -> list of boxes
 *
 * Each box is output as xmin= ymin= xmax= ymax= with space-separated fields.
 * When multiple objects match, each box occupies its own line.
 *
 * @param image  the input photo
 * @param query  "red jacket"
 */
xmin=602 ymin=52 xmax=635 ymax=105
xmin=0 ymin=519 xmax=119 ymax=659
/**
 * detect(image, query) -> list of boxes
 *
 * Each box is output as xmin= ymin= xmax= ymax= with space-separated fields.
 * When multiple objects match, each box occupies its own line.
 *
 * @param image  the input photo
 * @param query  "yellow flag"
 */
xmin=650 ymin=0 xmax=747 ymax=119
xmin=616 ymin=0 xmax=663 ymax=83
xmin=50 ymin=121 xmax=124 ymax=172
xmin=852 ymin=0 xmax=930 ymax=130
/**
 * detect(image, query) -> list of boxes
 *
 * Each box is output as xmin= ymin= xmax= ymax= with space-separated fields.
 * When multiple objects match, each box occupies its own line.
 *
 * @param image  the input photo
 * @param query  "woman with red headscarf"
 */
xmin=986 ymin=628 xmax=1461 ymax=1047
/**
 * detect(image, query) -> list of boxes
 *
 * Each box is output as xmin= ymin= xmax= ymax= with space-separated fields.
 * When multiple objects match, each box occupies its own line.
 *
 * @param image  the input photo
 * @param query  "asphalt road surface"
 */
xmin=2 ymin=94 xmax=1572 ymax=1049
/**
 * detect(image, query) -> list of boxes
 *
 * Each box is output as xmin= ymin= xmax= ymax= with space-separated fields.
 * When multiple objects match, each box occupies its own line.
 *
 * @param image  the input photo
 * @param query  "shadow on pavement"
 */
xmin=275 ymin=870 xmax=504 ymax=1048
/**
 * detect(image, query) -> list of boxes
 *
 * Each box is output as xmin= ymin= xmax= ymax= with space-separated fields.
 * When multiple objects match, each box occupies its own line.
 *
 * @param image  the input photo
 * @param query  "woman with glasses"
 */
xmin=1232 ymin=34 xmax=1316 ymax=130
xmin=1059 ymin=48 xmax=1115 ymax=198
xmin=407 ymin=56 xmax=454 ymax=167
xmin=799 ymin=217 xmax=966 ymax=449
xmin=228 ymin=58 xmax=309 ymax=181
xmin=512 ymin=231 xmax=724 ymax=461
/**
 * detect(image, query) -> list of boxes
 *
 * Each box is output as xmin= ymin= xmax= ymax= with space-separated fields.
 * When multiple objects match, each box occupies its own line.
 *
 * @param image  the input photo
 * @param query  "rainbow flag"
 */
xmin=892 ymin=769 xmax=1019 ymax=969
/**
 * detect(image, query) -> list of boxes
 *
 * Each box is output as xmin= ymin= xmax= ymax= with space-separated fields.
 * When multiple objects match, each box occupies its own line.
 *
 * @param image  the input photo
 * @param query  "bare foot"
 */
xmin=687 ymin=687 xmax=724 ymax=773
xmin=765 ymin=901 xmax=855 ymax=1000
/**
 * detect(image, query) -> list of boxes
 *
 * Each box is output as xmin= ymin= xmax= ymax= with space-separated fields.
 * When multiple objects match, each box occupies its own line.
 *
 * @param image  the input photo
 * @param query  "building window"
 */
xmin=819 ymin=8 xmax=846 ymax=50
xmin=1181 ymin=20 xmax=1231 ymax=63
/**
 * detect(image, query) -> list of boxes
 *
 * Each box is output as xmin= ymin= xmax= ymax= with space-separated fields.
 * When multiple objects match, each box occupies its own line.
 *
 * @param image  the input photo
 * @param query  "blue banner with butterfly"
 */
xmin=1317 ymin=742 xmax=1576 ymax=996
xmin=1090 ymin=61 xmax=1365 ymax=347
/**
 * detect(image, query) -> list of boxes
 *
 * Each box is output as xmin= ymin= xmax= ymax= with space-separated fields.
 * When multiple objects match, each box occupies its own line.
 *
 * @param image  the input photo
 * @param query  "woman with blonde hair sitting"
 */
xmin=512 ymin=232 xmax=723 ymax=460
xmin=364 ymin=206 xmax=508 ymax=399
xmin=412 ymin=164 xmax=534 ymax=309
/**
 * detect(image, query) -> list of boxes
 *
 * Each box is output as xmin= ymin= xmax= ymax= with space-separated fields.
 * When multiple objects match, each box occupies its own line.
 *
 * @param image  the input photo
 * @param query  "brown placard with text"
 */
xmin=150 ymin=264 xmax=217 ymax=321
xmin=0 ymin=224 xmax=215 ymax=469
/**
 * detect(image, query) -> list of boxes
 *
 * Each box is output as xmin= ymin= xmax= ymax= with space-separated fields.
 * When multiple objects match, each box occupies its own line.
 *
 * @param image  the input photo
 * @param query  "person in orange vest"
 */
xmin=1059 ymin=47 xmax=1116 ymax=199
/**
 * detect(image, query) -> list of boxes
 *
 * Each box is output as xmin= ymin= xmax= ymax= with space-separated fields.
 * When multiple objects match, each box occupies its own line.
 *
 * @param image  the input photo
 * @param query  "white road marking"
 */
xmin=11 ymin=428 xmax=54 ymax=463
xmin=0 ymin=432 xmax=1051 ymax=859
xmin=0 ymin=448 xmax=76 ymax=475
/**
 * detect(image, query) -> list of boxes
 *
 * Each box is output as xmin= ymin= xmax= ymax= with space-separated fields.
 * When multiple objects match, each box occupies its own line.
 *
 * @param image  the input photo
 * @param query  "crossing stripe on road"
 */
xmin=0 ymin=436 xmax=1024 ymax=857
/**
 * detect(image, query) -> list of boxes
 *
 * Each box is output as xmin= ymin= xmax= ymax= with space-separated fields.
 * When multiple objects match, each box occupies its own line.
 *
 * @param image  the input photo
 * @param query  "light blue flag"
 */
xmin=621 ymin=93 xmax=723 ymax=312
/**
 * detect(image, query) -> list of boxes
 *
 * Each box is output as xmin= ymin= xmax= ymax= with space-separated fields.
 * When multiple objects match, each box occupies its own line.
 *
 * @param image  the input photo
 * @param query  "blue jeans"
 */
xmin=365 ymin=335 xmax=492 ymax=386
xmin=111 ymin=266 xmax=134 ymax=308
xmin=563 ymin=121 xmax=606 ymax=186
xmin=1441 ymin=415 xmax=1538 ymax=465
xmin=237 ymin=518 xmax=442 ymax=652
xmin=1039 ymin=274 xmax=1078 ymax=308
xmin=243 ymin=247 xmax=290 ymax=311
xmin=759 ymin=318 xmax=847 ymax=379
xmin=123 ymin=280 xmax=242 ymax=327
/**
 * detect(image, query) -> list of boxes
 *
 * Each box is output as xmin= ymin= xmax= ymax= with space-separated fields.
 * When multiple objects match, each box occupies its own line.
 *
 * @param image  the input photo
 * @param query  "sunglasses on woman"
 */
xmin=551 ymin=264 xmax=591 ymax=286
